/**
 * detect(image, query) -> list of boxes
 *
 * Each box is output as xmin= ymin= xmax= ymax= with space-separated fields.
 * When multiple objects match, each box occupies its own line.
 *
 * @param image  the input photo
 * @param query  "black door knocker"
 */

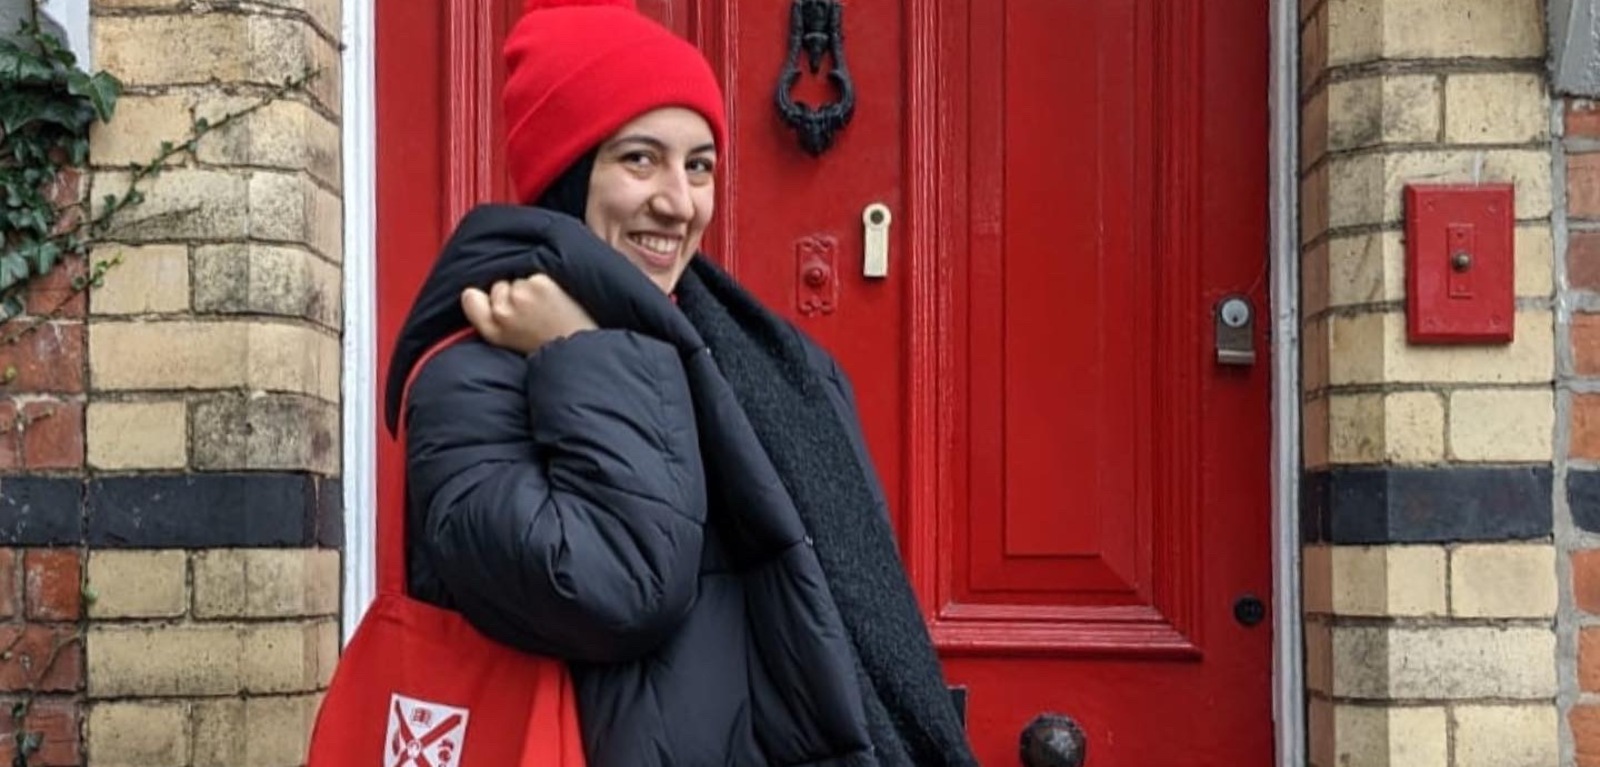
xmin=775 ymin=0 xmax=856 ymax=156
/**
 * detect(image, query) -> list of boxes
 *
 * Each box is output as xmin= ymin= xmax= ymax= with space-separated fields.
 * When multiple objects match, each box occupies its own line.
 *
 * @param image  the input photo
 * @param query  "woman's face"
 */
xmin=586 ymin=107 xmax=717 ymax=293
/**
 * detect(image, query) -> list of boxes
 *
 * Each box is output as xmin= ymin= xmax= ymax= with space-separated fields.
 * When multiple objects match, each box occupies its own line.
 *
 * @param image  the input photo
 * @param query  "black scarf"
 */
xmin=674 ymin=262 xmax=976 ymax=767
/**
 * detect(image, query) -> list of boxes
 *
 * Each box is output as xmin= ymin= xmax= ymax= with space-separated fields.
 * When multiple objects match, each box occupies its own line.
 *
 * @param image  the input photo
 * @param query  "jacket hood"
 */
xmin=383 ymin=204 xmax=704 ymax=435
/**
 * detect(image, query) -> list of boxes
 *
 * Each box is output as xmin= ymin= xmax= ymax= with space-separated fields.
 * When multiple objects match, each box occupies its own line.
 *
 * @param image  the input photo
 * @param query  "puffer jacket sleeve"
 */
xmin=404 ymin=330 xmax=706 ymax=663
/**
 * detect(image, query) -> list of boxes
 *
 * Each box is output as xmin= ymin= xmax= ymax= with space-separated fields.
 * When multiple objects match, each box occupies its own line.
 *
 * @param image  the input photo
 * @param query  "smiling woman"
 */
xmin=372 ymin=0 xmax=977 ymax=764
xmin=585 ymin=108 xmax=717 ymax=292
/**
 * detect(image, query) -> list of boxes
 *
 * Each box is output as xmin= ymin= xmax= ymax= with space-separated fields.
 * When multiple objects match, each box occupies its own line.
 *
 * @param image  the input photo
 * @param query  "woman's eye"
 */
xmin=687 ymin=157 xmax=716 ymax=175
xmin=621 ymin=152 xmax=655 ymax=168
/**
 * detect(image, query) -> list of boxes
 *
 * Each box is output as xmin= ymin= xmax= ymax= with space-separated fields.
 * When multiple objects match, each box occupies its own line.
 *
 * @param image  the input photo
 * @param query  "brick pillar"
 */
xmin=1300 ymin=0 xmax=1561 ymax=764
xmin=1560 ymin=100 xmax=1600 ymax=767
xmin=71 ymin=1 xmax=343 ymax=764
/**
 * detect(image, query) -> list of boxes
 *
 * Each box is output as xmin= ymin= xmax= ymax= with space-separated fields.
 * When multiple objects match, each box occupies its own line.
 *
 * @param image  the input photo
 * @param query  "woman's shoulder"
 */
xmin=408 ymin=336 xmax=527 ymax=400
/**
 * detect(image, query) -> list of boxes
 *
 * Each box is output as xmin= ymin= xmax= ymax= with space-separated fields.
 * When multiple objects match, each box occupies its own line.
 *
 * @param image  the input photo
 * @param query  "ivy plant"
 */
xmin=0 ymin=9 xmax=121 ymax=320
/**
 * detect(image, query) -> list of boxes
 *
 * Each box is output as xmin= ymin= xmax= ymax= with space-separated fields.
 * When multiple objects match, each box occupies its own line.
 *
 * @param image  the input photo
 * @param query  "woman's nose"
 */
xmin=649 ymin=172 xmax=694 ymax=221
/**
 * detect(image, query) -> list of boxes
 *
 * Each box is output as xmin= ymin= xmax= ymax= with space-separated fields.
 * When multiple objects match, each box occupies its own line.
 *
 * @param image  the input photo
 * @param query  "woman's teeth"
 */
xmin=630 ymin=234 xmax=679 ymax=255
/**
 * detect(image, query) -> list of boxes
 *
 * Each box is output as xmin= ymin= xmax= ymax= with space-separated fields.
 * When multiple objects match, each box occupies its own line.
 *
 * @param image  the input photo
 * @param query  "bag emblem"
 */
xmin=385 ymin=694 xmax=469 ymax=767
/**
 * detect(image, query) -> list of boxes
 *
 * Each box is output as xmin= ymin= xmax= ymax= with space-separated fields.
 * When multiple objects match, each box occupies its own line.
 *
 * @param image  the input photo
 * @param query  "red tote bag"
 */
xmin=308 ymin=329 xmax=586 ymax=767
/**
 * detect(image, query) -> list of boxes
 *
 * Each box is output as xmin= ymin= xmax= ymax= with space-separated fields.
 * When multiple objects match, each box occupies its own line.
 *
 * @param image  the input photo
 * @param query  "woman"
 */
xmin=383 ymin=1 xmax=977 ymax=764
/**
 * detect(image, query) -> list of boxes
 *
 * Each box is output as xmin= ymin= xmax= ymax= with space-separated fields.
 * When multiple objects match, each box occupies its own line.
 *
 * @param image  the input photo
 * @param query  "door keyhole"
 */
xmin=1233 ymin=594 xmax=1267 ymax=627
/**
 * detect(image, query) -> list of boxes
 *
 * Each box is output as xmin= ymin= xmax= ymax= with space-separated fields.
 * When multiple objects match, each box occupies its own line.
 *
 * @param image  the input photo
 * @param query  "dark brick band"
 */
xmin=1303 ymin=465 xmax=1553 ymax=544
xmin=0 ymin=473 xmax=341 ymax=548
xmin=1567 ymin=469 xmax=1600 ymax=534
xmin=0 ymin=477 xmax=83 ymax=545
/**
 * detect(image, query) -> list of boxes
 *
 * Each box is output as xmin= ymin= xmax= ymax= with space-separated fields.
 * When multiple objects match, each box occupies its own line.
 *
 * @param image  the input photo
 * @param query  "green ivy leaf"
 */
xmin=66 ymin=70 xmax=121 ymax=123
xmin=31 ymin=241 xmax=59 ymax=275
xmin=0 ymin=253 xmax=30 ymax=292
xmin=0 ymin=297 xmax=24 ymax=323
xmin=0 ymin=39 xmax=56 ymax=83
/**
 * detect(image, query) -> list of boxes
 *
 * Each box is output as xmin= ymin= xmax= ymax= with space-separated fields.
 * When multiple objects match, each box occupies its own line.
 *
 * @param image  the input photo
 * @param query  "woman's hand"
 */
xmin=461 ymin=275 xmax=598 ymax=355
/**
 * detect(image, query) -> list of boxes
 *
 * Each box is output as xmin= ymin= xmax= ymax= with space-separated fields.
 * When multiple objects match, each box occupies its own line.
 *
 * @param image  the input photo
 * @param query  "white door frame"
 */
xmin=337 ymin=1 xmax=1306 ymax=762
xmin=339 ymin=0 xmax=379 ymax=638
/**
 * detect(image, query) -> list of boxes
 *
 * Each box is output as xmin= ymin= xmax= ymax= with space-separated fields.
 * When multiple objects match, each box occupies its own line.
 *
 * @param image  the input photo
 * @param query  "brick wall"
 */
xmin=0 ymin=1 xmax=344 ymax=764
xmin=1300 ymin=0 xmax=1563 ymax=764
xmin=1560 ymin=98 xmax=1600 ymax=767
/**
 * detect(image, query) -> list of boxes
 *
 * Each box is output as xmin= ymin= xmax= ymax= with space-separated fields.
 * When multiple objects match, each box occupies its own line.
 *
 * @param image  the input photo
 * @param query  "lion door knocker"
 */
xmin=775 ymin=0 xmax=856 ymax=156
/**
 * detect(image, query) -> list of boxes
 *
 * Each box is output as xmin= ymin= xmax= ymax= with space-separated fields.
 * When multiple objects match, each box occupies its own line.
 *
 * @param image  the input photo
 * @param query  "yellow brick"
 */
xmin=86 ymin=550 xmax=187 ymax=619
xmin=193 ymin=694 xmax=321 ymax=767
xmin=1448 ymin=389 xmax=1553 ymax=461
xmin=1446 ymin=73 xmax=1550 ymax=144
xmin=191 ymin=244 xmax=342 ymax=328
xmin=1384 ymin=391 xmax=1445 ymax=462
xmin=1450 ymin=544 xmax=1557 ymax=618
xmin=1327 ymin=150 xmax=1552 ymax=230
xmin=1327 ymin=231 xmax=1401 ymax=308
xmin=241 ymin=620 xmax=338 ymax=693
xmin=1328 ymin=312 xmax=1387 ymax=385
xmin=195 ymin=97 xmax=342 ymax=190
xmin=93 ymin=0 xmax=187 ymax=7
xmin=1326 ymin=0 xmax=1383 ymax=66
xmin=90 ymin=321 xmax=246 ymax=391
xmin=1332 ymin=625 xmax=1556 ymax=699
xmin=1329 ymin=311 xmax=1553 ymax=385
xmin=89 ymin=321 xmax=339 ymax=401
xmin=93 ymin=168 xmax=249 ymax=242
xmin=88 ymin=94 xmax=191 ymax=168
xmin=1381 ymin=0 xmax=1544 ymax=60
xmin=190 ymin=393 xmax=341 ymax=473
xmin=95 ymin=15 xmax=308 ymax=88
xmin=1452 ymin=704 xmax=1558 ymax=767
xmin=192 ymin=549 xmax=340 ymax=620
xmin=89 ymin=621 xmax=333 ymax=697
xmin=86 ymin=701 xmax=189 ymax=766
xmin=1516 ymin=225 xmax=1553 ymax=298
xmin=1328 ymin=75 xmax=1440 ymax=151
xmin=87 ymin=401 xmax=186 ymax=470
xmin=88 ymin=624 xmax=243 ymax=697
xmin=1331 ymin=545 xmax=1448 ymax=616
xmin=89 ymin=244 xmax=190 ymax=315
xmin=252 ymin=0 xmax=343 ymax=40
xmin=1332 ymin=704 xmax=1448 ymax=767
xmin=247 ymin=172 xmax=344 ymax=263
xmin=1328 ymin=393 xmax=1383 ymax=463
xmin=247 ymin=322 xmax=341 ymax=402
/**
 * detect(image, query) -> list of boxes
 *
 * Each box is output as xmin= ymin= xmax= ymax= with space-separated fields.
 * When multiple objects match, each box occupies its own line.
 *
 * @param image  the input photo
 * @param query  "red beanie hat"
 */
xmin=502 ymin=0 xmax=728 ymax=204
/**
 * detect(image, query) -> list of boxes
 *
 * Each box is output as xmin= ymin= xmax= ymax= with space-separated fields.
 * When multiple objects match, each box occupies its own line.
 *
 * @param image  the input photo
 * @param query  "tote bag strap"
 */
xmin=379 ymin=327 xmax=480 ymax=596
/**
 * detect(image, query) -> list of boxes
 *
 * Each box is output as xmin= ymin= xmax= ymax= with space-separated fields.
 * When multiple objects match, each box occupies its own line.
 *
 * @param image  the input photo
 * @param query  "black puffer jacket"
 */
xmin=394 ymin=207 xmax=880 ymax=765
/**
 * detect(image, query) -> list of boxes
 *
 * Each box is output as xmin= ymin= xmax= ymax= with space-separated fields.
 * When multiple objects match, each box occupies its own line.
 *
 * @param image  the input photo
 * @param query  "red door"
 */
xmin=376 ymin=1 xmax=1274 ymax=764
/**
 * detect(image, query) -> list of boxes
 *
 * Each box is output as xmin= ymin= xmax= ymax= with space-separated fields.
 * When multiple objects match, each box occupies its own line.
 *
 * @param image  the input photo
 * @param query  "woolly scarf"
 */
xmin=674 ymin=260 xmax=975 ymax=767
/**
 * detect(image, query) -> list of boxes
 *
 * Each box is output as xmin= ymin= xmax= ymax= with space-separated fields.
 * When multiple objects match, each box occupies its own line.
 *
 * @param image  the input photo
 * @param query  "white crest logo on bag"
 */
xmin=385 ymin=694 xmax=469 ymax=767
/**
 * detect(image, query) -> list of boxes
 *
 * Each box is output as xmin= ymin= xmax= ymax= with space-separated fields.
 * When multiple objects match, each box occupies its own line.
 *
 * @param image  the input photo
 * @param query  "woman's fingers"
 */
xmin=461 ymin=287 xmax=497 ymax=338
xmin=489 ymin=280 xmax=514 ymax=319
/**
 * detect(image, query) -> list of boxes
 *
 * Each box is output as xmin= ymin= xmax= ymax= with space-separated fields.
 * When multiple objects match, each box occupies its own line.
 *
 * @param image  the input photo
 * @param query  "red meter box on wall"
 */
xmin=1403 ymin=184 xmax=1516 ymax=344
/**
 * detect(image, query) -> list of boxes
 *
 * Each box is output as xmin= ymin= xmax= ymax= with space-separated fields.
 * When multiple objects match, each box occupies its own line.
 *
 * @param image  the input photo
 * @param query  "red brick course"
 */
xmin=23 ymin=551 xmax=80 ymax=624
xmin=0 ymin=697 xmax=80 ymax=767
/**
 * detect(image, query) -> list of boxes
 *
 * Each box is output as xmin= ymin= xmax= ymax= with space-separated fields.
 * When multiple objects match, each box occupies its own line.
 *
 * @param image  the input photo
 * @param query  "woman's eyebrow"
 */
xmin=607 ymin=135 xmax=717 ymax=156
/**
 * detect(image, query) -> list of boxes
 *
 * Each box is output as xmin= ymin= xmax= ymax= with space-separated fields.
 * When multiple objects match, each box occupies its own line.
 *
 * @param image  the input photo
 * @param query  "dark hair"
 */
xmin=532 ymin=149 xmax=598 ymax=219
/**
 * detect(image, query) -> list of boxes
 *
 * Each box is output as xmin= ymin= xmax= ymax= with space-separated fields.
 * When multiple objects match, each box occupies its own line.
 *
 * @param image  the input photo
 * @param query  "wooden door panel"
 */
xmin=936 ymin=0 xmax=1204 ymax=658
